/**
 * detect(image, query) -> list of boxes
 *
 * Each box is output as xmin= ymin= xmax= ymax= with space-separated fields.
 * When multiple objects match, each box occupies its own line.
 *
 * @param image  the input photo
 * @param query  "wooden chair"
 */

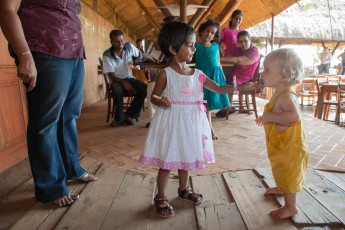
xmin=103 ymin=74 xmax=133 ymax=123
xmin=229 ymin=55 xmax=264 ymax=119
xmin=314 ymin=78 xmax=328 ymax=118
xmin=336 ymin=83 xmax=345 ymax=125
xmin=316 ymin=82 xmax=339 ymax=122
xmin=296 ymin=78 xmax=316 ymax=110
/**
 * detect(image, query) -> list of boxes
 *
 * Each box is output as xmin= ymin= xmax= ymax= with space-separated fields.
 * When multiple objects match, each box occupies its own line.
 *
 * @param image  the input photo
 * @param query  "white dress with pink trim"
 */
xmin=139 ymin=67 xmax=215 ymax=171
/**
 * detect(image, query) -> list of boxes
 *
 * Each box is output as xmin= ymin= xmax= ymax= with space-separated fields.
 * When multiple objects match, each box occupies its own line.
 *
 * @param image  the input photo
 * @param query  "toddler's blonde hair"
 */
xmin=266 ymin=48 xmax=304 ymax=86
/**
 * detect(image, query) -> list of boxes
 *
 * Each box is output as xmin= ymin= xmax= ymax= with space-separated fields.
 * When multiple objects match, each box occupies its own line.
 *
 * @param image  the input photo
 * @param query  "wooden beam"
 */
xmin=153 ymin=0 xmax=173 ymax=17
xmin=332 ymin=41 xmax=341 ymax=54
xmin=179 ymin=0 xmax=187 ymax=23
xmin=188 ymin=0 xmax=213 ymax=27
xmin=135 ymin=0 xmax=161 ymax=34
xmin=93 ymin=0 xmax=97 ymax=10
xmin=218 ymin=0 xmax=243 ymax=27
xmin=270 ymin=13 xmax=274 ymax=51
xmin=194 ymin=0 xmax=217 ymax=32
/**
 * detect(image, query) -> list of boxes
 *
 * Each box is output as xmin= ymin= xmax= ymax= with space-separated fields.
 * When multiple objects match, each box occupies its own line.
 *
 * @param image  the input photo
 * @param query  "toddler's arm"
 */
xmin=263 ymin=93 xmax=300 ymax=126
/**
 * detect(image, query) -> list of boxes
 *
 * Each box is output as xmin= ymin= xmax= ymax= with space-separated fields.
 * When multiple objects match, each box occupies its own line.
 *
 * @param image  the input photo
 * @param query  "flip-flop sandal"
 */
xmin=53 ymin=193 xmax=80 ymax=207
xmin=78 ymin=172 xmax=98 ymax=182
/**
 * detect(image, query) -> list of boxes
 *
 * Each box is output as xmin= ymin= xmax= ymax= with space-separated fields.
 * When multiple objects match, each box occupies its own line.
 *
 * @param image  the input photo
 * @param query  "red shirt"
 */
xmin=18 ymin=0 xmax=85 ymax=59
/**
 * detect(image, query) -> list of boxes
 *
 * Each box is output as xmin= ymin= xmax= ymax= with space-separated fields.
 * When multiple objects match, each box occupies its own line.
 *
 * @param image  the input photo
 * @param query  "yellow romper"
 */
xmin=264 ymin=88 xmax=309 ymax=193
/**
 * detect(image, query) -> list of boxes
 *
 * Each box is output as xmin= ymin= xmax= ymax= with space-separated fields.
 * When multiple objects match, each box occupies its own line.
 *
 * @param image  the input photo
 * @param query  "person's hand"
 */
xmin=238 ymin=82 xmax=264 ymax=93
xmin=122 ymin=81 xmax=136 ymax=95
xmin=255 ymin=116 xmax=263 ymax=126
xmin=123 ymin=42 xmax=131 ymax=51
xmin=152 ymin=95 xmax=171 ymax=108
xmin=17 ymin=54 xmax=37 ymax=91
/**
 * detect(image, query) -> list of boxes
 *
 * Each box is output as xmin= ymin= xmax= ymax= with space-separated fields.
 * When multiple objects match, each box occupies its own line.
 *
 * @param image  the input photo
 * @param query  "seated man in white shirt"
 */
xmin=103 ymin=30 xmax=147 ymax=127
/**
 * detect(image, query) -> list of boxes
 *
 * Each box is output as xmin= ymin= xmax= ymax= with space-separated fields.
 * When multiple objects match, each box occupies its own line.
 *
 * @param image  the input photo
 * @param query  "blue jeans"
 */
xmin=26 ymin=52 xmax=86 ymax=202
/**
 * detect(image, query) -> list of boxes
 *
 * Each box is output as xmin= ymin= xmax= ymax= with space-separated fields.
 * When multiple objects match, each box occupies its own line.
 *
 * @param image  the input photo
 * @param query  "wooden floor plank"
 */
xmin=148 ymin=177 xmax=198 ymax=230
xmin=192 ymin=174 xmax=246 ymax=230
xmin=100 ymin=171 xmax=155 ymax=230
xmin=196 ymin=203 xmax=247 ymax=230
xmin=0 ymin=159 xmax=31 ymax=201
xmin=9 ymin=156 xmax=103 ymax=230
xmin=191 ymin=174 xmax=232 ymax=205
xmin=223 ymin=170 xmax=296 ymax=230
xmin=304 ymin=169 xmax=345 ymax=225
xmin=254 ymin=168 xmax=340 ymax=226
xmin=317 ymin=171 xmax=345 ymax=192
xmin=55 ymin=165 xmax=126 ymax=230
xmin=0 ymin=178 xmax=36 ymax=230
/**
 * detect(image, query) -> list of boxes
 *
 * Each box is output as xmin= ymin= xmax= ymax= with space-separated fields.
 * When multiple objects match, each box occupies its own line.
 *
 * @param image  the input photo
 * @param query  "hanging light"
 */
xmin=158 ymin=4 xmax=208 ymax=16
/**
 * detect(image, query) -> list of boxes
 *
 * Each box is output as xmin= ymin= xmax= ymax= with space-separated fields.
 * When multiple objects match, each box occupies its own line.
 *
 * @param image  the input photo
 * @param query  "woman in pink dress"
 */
xmin=221 ymin=9 xmax=244 ymax=57
xmin=217 ymin=9 xmax=244 ymax=117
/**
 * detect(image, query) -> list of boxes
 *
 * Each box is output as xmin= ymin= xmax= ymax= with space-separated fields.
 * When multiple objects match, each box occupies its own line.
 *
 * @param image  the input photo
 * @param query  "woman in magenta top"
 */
xmin=221 ymin=9 xmax=244 ymax=57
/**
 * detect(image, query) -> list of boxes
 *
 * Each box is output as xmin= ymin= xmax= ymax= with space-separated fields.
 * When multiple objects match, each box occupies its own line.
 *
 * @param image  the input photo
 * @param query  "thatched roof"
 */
xmin=81 ymin=0 xmax=300 ymax=41
xmin=247 ymin=0 xmax=345 ymax=48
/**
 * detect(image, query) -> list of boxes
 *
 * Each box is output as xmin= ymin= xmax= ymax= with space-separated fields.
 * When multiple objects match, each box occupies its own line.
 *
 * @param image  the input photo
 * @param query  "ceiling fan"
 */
xmin=158 ymin=4 xmax=208 ymax=16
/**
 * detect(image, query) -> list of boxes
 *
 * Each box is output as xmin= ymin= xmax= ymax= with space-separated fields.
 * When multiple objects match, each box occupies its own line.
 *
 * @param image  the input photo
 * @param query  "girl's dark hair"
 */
xmin=198 ymin=19 xmax=221 ymax=42
xmin=237 ymin=30 xmax=250 ymax=41
xmin=229 ymin=9 xmax=243 ymax=28
xmin=158 ymin=21 xmax=195 ymax=58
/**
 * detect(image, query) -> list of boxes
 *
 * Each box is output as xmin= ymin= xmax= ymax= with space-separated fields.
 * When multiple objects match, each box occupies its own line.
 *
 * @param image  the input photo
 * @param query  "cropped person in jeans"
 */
xmin=0 ymin=0 xmax=97 ymax=207
xmin=102 ymin=30 xmax=147 ymax=127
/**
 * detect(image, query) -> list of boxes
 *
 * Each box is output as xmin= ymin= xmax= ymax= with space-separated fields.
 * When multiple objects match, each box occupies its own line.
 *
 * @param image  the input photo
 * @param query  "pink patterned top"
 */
xmin=221 ymin=28 xmax=244 ymax=57
xmin=18 ymin=0 xmax=85 ymax=59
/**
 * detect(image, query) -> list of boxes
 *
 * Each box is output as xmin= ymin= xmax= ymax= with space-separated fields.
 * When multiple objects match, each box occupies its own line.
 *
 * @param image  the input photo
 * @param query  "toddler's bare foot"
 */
xmin=270 ymin=206 xmax=298 ymax=219
xmin=265 ymin=187 xmax=283 ymax=195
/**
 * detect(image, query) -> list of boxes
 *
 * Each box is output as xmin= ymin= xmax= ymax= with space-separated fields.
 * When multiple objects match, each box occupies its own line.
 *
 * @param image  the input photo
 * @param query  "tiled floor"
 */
xmin=77 ymin=98 xmax=345 ymax=176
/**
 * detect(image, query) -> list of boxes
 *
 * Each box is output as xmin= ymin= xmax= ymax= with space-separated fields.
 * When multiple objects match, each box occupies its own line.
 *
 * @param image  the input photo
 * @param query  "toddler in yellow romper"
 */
xmin=256 ymin=48 xmax=309 ymax=219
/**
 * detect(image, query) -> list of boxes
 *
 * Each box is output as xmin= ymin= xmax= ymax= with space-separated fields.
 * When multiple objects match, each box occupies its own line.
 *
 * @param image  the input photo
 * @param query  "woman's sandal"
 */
xmin=53 ymin=193 xmax=80 ymax=207
xmin=178 ymin=187 xmax=204 ymax=205
xmin=154 ymin=195 xmax=174 ymax=218
xmin=78 ymin=172 xmax=98 ymax=182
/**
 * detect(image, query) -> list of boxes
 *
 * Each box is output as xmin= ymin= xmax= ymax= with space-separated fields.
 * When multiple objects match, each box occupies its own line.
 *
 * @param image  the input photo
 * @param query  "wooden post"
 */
xmin=179 ymin=0 xmax=187 ymax=23
xmin=194 ymin=0 xmax=217 ymax=31
xmin=135 ymin=0 xmax=161 ymax=33
xmin=270 ymin=13 xmax=274 ymax=51
xmin=188 ymin=0 xmax=213 ymax=27
xmin=93 ymin=0 xmax=97 ymax=10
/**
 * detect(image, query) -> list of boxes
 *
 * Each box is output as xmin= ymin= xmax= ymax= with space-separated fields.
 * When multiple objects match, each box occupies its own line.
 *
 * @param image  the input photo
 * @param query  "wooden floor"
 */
xmin=1 ymin=156 xmax=345 ymax=230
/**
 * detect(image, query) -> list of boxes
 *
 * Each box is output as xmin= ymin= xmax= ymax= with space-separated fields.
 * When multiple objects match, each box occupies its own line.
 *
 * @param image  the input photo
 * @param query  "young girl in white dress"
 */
xmin=139 ymin=21 xmax=259 ymax=218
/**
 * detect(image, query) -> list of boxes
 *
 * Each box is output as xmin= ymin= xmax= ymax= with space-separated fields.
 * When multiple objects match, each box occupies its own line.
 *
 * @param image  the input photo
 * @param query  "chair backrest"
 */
xmin=327 ymin=77 xmax=340 ymax=83
xmin=297 ymin=78 xmax=316 ymax=94
xmin=315 ymin=78 xmax=328 ymax=94
xmin=339 ymin=83 xmax=345 ymax=106
xmin=103 ymin=74 xmax=112 ymax=97
xmin=252 ymin=54 xmax=264 ymax=84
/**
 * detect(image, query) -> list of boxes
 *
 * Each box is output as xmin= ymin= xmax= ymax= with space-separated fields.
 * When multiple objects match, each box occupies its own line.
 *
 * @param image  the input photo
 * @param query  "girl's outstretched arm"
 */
xmin=151 ymin=69 xmax=170 ymax=107
xmin=263 ymin=93 xmax=300 ymax=126
xmin=203 ymin=77 xmax=262 ymax=94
